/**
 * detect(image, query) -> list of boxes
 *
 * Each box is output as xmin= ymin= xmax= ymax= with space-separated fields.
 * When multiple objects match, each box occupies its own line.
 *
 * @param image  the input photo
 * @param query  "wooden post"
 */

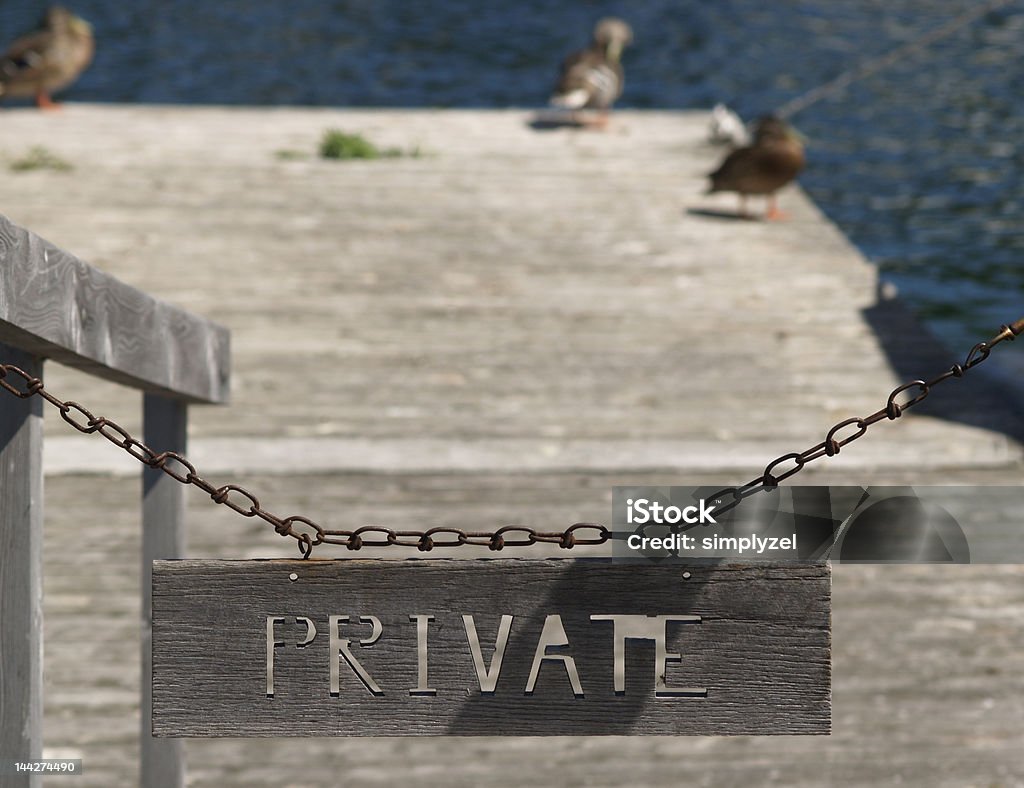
xmin=1 ymin=216 xmax=228 ymax=784
xmin=141 ymin=395 xmax=187 ymax=788
xmin=0 ymin=345 xmax=44 ymax=788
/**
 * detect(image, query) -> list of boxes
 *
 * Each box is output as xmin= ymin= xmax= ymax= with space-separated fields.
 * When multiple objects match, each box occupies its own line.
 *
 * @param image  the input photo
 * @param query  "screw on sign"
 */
xmin=1 ymin=318 xmax=1022 ymax=556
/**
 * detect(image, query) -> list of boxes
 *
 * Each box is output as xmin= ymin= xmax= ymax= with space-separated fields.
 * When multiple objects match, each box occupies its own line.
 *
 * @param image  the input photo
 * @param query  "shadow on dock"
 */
xmin=526 ymin=116 xmax=587 ymax=131
xmin=685 ymin=207 xmax=757 ymax=222
xmin=862 ymin=292 xmax=1024 ymax=445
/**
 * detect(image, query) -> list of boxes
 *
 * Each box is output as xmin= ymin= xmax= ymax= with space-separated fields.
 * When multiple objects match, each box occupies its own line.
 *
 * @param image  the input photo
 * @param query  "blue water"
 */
xmin=2 ymin=1 xmax=1022 ymax=352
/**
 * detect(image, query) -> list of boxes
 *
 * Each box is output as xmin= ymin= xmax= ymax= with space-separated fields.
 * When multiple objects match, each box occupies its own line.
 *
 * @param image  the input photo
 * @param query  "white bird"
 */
xmin=707 ymin=104 xmax=750 ymax=147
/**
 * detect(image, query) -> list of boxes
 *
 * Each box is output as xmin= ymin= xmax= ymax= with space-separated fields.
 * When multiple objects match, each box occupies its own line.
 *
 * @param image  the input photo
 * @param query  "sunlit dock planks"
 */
xmin=1 ymin=106 xmax=1022 ymax=786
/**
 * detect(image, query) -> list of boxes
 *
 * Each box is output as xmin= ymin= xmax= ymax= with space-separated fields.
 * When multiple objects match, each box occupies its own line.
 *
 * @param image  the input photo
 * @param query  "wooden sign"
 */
xmin=152 ymin=559 xmax=830 ymax=736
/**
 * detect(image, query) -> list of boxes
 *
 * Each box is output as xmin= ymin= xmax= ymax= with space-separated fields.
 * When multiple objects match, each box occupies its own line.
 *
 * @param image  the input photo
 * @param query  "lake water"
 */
xmin=2 ymin=0 xmax=1022 ymax=354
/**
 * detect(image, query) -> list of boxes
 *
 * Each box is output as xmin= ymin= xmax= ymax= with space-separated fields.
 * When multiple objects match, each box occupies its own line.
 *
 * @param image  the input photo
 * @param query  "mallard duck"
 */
xmin=550 ymin=18 xmax=633 ymax=128
xmin=706 ymin=115 xmax=805 ymax=219
xmin=0 ymin=7 xmax=94 ymax=109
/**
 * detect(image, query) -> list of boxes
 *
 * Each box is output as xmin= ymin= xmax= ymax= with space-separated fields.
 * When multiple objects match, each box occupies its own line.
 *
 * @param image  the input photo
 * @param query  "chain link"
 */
xmin=2 ymin=319 xmax=1021 ymax=557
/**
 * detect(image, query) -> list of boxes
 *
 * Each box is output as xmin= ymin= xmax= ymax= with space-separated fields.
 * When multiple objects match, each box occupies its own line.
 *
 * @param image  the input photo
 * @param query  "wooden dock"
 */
xmin=2 ymin=107 xmax=1023 ymax=786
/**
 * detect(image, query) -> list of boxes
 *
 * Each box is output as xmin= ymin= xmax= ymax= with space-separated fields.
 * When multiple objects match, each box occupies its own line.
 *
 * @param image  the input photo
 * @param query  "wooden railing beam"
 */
xmin=0 ymin=214 xmax=229 ymax=405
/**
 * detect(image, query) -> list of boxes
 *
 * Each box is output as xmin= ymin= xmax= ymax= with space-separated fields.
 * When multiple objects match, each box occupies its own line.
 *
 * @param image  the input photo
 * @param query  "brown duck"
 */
xmin=707 ymin=115 xmax=805 ymax=219
xmin=0 ymin=7 xmax=94 ymax=109
xmin=550 ymin=18 xmax=633 ymax=127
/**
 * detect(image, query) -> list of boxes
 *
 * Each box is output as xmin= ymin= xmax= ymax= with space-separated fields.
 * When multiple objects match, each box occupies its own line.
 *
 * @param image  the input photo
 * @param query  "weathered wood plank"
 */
xmin=152 ymin=559 xmax=831 ymax=736
xmin=0 ymin=213 xmax=229 ymax=404
xmin=0 ymin=344 xmax=43 ymax=788
xmin=141 ymin=395 xmax=187 ymax=788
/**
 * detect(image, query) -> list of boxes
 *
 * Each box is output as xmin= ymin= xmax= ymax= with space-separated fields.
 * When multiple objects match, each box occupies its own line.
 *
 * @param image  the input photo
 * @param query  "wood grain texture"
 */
xmin=0 ymin=213 xmax=229 ymax=404
xmin=0 ymin=345 xmax=43 ymax=788
xmin=152 ymin=559 xmax=831 ymax=737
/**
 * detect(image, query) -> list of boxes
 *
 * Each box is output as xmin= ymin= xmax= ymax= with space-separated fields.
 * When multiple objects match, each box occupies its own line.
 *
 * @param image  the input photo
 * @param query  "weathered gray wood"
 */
xmin=141 ymin=396 xmax=187 ymax=788
xmin=0 ymin=213 xmax=229 ymax=404
xmin=11 ymin=105 xmax=1021 ymax=782
xmin=0 ymin=345 xmax=43 ymax=788
xmin=152 ymin=559 xmax=831 ymax=736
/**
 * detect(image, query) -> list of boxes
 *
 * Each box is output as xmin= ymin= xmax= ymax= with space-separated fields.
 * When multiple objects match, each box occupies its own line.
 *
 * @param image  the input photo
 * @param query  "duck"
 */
xmin=550 ymin=18 xmax=633 ymax=128
xmin=706 ymin=115 xmax=805 ymax=219
xmin=0 ymin=7 xmax=94 ymax=109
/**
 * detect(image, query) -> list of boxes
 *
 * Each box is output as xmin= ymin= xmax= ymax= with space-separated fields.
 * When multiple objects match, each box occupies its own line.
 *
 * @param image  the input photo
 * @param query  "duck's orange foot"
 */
xmin=577 ymin=111 xmax=610 ymax=130
xmin=764 ymin=196 xmax=788 ymax=221
xmin=35 ymin=92 xmax=61 ymax=110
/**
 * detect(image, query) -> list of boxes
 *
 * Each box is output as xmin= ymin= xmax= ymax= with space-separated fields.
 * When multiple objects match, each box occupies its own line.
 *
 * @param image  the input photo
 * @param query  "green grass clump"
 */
xmin=9 ymin=146 xmax=73 ymax=172
xmin=318 ymin=129 xmax=412 ymax=160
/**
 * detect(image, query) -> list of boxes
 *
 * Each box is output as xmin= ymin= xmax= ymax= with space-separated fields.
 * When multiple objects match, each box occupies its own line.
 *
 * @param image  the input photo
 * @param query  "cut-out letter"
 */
xmin=591 ymin=614 xmax=706 ymax=697
xmin=525 ymin=615 xmax=583 ymax=697
xmin=463 ymin=614 xmax=513 ymax=694
xmin=329 ymin=615 xmax=383 ymax=696
xmin=266 ymin=616 xmax=317 ymax=697
xmin=410 ymin=614 xmax=437 ymax=696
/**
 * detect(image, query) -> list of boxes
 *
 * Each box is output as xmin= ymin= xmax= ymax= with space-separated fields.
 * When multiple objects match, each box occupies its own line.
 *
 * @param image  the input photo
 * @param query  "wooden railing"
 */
xmin=0 ymin=213 xmax=230 ymax=788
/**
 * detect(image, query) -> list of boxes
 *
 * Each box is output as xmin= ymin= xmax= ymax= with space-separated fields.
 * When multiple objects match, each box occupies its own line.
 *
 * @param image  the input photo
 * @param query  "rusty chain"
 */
xmin=704 ymin=317 xmax=1024 ymax=516
xmin=2 ymin=318 xmax=1022 ymax=557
